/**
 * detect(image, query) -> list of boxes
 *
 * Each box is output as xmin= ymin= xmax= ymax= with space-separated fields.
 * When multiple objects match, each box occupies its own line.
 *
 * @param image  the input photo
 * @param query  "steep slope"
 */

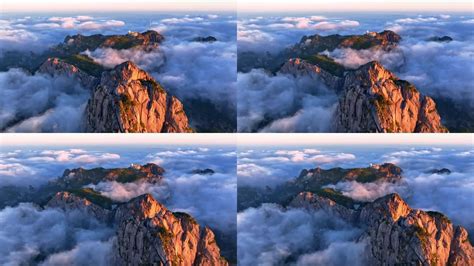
xmin=333 ymin=61 xmax=447 ymax=132
xmin=44 ymin=192 xmax=228 ymax=265
xmin=113 ymin=194 xmax=228 ymax=266
xmin=280 ymin=57 xmax=447 ymax=132
xmin=83 ymin=61 xmax=192 ymax=133
xmin=290 ymin=193 xmax=474 ymax=266
xmin=38 ymin=57 xmax=99 ymax=90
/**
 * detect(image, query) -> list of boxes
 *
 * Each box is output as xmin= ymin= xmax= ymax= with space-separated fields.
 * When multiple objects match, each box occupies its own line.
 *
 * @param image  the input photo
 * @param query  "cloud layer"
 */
xmin=237 ymin=204 xmax=366 ymax=265
xmin=237 ymin=69 xmax=337 ymax=132
xmin=0 ymin=203 xmax=114 ymax=265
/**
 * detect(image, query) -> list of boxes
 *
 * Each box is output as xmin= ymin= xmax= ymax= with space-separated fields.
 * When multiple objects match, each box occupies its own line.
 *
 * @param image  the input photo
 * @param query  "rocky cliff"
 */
xmin=38 ymin=57 xmax=98 ymax=89
xmin=113 ymin=194 xmax=228 ymax=266
xmin=47 ymin=191 xmax=112 ymax=223
xmin=280 ymin=57 xmax=447 ymax=132
xmin=44 ymin=192 xmax=228 ymax=266
xmin=83 ymin=61 xmax=192 ymax=133
xmin=279 ymin=57 xmax=344 ymax=91
xmin=290 ymin=192 xmax=474 ymax=266
xmin=333 ymin=61 xmax=447 ymax=133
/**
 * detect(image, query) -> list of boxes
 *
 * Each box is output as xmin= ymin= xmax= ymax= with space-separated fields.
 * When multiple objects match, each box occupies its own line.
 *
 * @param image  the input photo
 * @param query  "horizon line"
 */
xmin=1 ymin=134 xmax=472 ymax=146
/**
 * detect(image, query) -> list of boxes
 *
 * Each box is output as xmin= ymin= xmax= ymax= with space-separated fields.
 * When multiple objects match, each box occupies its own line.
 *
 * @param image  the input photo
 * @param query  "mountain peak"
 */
xmin=84 ymin=60 xmax=192 ymax=133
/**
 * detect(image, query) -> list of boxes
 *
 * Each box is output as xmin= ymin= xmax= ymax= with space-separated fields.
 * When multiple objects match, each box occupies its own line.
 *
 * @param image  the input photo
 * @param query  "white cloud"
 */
xmin=238 ymin=204 xmax=365 ymax=265
xmin=0 ymin=162 xmax=36 ymax=177
xmin=394 ymin=17 xmax=438 ymax=24
xmin=43 ymin=16 xmax=124 ymax=30
xmin=237 ymin=163 xmax=272 ymax=177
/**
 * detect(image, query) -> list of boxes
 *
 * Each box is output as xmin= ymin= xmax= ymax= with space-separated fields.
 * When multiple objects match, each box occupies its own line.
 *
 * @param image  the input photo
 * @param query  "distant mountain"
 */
xmin=0 ymin=163 xmax=165 ymax=208
xmin=238 ymin=163 xmax=403 ymax=211
xmin=238 ymin=30 xmax=400 ymax=73
xmin=0 ymin=30 xmax=164 ymax=74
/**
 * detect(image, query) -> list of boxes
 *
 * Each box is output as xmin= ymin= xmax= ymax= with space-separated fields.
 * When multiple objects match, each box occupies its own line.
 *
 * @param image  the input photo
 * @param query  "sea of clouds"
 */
xmin=0 ymin=13 xmax=236 ymax=132
xmin=237 ymin=144 xmax=474 ymax=265
xmin=0 ymin=145 xmax=236 ymax=264
xmin=237 ymin=13 xmax=474 ymax=132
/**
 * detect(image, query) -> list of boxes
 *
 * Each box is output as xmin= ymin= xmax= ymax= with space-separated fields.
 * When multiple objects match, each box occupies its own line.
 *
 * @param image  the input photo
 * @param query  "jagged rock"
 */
xmin=359 ymin=194 xmax=473 ymax=266
xmin=333 ymin=61 xmax=448 ymax=132
xmin=83 ymin=61 xmax=192 ymax=133
xmin=449 ymin=226 xmax=474 ymax=265
xmin=46 ymin=191 xmax=112 ymax=223
xmin=113 ymin=194 xmax=228 ymax=266
xmin=290 ymin=191 xmax=357 ymax=223
xmin=279 ymin=57 xmax=344 ymax=91
xmin=38 ymin=57 xmax=98 ymax=89
xmin=358 ymin=193 xmax=412 ymax=227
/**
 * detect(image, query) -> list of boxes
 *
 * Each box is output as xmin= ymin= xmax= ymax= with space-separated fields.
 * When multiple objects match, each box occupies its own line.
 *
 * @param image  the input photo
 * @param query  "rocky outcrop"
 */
xmin=193 ymin=36 xmax=217 ymax=43
xmin=191 ymin=168 xmax=215 ymax=175
xmin=290 ymin=191 xmax=357 ymax=222
xmin=83 ymin=61 xmax=192 ymax=133
xmin=360 ymin=194 xmax=473 ymax=266
xmin=333 ymin=61 xmax=447 ymax=132
xmin=291 ymin=193 xmax=474 ymax=266
xmin=38 ymin=57 xmax=98 ymax=89
xmin=428 ymin=36 xmax=453 ymax=43
xmin=428 ymin=168 xmax=452 ymax=175
xmin=46 ymin=191 xmax=112 ymax=223
xmin=113 ymin=194 xmax=228 ymax=266
xmin=44 ymin=191 xmax=228 ymax=265
xmin=279 ymin=57 xmax=344 ymax=91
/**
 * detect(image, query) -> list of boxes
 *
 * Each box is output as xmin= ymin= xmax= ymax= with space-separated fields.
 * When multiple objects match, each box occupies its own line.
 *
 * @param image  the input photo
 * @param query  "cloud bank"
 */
xmin=237 ymin=204 xmax=366 ymax=265
xmin=237 ymin=69 xmax=337 ymax=132
xmin=0 ymin=203 xmax=114 ymax=265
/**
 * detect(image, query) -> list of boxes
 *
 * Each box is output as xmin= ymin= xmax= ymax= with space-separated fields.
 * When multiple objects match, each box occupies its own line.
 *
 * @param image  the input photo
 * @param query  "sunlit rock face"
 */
xmin=38 ymin=57 xmax=98 ymax=90
xmin=113 ymin=194 xmax=228 ymax=266
xmin=333 ymin=61 xmax=447 ymax=133
xmin=83 ymin=61 xmax=192 ymax=133
xmin=45 ymin=192 xmax=228 ymax=266
xmin=291 ymin=193 xmax=474 ymax=266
